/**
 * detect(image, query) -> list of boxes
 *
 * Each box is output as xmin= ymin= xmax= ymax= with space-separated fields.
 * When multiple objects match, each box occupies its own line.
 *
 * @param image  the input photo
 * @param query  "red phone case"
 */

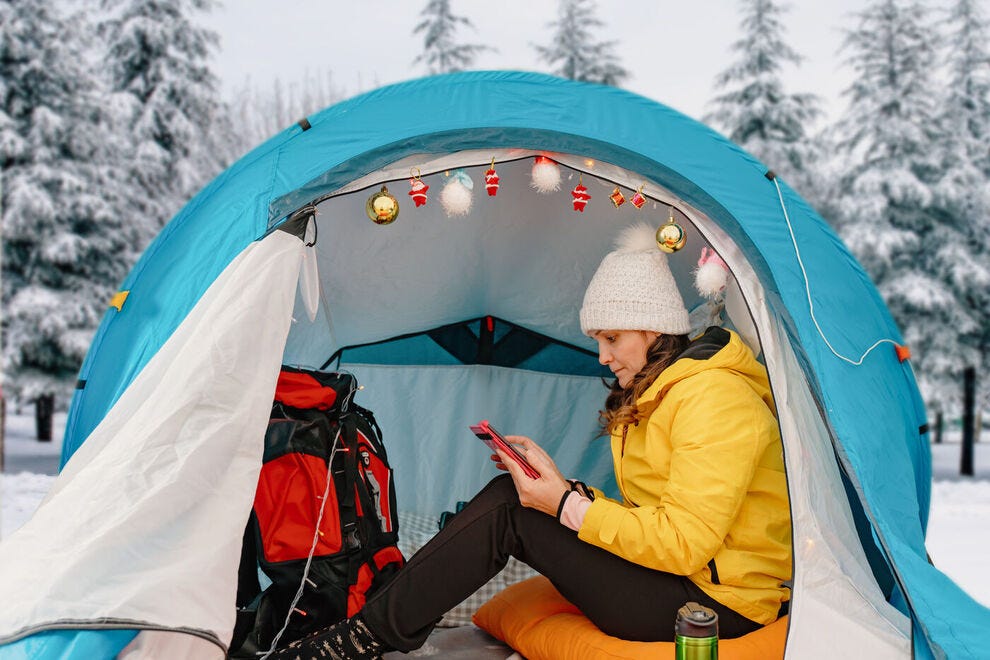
xmin=470 ymin=420 xmax=541 ymax=479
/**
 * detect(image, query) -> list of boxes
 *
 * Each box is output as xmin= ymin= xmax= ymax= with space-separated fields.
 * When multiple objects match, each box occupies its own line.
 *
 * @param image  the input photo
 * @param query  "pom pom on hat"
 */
xmin=614 ymin=222 xmax=660 ymax=253
xmin=580 ymin=222 xmax=691 ymax=336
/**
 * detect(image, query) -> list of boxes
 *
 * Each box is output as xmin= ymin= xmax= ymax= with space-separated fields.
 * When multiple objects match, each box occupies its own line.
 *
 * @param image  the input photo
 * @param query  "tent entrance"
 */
xmin=277 ymin=148 xmax=912 ymax=657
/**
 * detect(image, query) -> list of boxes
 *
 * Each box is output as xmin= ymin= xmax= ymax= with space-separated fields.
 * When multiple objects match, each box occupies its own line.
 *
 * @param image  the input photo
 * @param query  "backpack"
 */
xmin=230 ymin=367 xmax=404 ymax=655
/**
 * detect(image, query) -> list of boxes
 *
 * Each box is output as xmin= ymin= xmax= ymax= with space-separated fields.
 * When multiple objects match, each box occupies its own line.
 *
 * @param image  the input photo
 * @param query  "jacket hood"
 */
xmin=639 ymin=327 xmax=773 ymax=406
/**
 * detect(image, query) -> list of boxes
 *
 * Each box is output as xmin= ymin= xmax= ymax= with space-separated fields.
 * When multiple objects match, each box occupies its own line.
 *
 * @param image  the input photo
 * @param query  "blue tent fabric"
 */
xmin=0 ymin=630 xmax=136 ymax=660
xmin=28 ymin=71 xmax=983 ymax=658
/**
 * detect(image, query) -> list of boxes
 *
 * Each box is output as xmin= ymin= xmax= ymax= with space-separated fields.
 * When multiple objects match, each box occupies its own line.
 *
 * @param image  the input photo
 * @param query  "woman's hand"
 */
xmin=491 ymin=435 xmax=570 ymax=517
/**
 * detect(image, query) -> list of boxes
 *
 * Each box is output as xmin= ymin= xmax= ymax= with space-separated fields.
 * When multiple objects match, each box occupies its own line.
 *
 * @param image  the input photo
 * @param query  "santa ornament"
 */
xmin=571 ymin=175 xmax=591 ymax=212
xmin=530 ymin=155 xmax=561 ymax=193
xmin=485 ymin=159 xmax=500 ymax=197
xmin=408 ymin=169 xmax=429 ymax=207
xmin=440 ymin=169 xmax=474 ymax=217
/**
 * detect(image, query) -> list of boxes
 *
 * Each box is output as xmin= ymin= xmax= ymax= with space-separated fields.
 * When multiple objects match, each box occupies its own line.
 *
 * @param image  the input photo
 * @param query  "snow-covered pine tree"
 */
xmin=98 ymin=0 xmax=227 ymax=238
xmin=413 ymin=0 xmax=491 ymax=75
xmin=1 ymin=0 xmax=141 ymax=437
xmin=534 ymin=0 xmax=628 ymax=87
xmin=938 ymin=0 xmax=990 ymax=410
xmin=834 ymin=0 xmax=980 ymax=413
xmin=705 ymin=0 xmax=823 ymax=205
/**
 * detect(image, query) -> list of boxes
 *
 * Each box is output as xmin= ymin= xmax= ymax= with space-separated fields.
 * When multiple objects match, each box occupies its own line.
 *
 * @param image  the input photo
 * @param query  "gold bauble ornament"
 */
xmin=656 ymin=217 xmax=686 ymax=253
xmin=366 ymin=185 xmax=399 ymax=225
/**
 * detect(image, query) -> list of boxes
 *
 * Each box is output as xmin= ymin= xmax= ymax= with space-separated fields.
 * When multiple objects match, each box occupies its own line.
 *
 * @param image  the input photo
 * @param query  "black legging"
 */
xmin=362 ymin=475 xmax=761 ymax=652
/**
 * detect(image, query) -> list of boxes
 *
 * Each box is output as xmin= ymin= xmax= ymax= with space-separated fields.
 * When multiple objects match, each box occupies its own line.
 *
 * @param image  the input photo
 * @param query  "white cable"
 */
xmin=259 ymin=424 xmax=343 ymax=659
xmin=772 ymin=176 xmax=900 ymax=366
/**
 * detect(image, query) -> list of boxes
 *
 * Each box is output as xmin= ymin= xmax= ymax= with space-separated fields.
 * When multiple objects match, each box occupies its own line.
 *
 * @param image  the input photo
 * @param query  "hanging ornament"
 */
xmin=440 ymin=169 xmax=474 ymax=216
xmin=530 ymin=155 xmax=561 ymax=193
xmin=693 ymin=247 xmax=728 ymax=298
xmin=571 ymin=175 xmax=591 ymax=212
xmin=484 ymin=158 xmax=500 ymax=197
xmin=366 ymin=185 xmax=399 ymax=225
xmin=630 ymin=184 xmax=647 ymax=209
xmin=656 ymin=207 xmax=687 ymax=253
xmin=408 ymin=168 xmax=429 ymax=207
xmin=609 ymin=187 xmax=626 ymax=208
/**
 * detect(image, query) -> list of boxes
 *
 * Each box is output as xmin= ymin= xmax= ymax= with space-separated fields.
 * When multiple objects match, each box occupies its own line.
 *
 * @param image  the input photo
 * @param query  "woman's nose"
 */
xmin=598 ymin=348 xmax=611 ymax=365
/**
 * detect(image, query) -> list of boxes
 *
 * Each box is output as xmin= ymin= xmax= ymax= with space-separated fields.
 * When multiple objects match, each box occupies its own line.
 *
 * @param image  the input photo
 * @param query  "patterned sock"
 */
xmin=271 ymin=614 xmax=388 ymax=660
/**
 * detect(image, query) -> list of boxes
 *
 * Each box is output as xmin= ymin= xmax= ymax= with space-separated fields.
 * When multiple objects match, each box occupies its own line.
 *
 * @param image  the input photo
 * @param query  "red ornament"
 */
xmin=609 ymin=187 xmax=626 ymax=208
xmin=630 ymin=185 xmax=647 ymax=209
xmin=408 ymin=177 xmax=429 ymax=207
xmin=484 ymin=166 xmax=500 ymax=197
xmin=571 ymin=183 xmax=591 ymax=212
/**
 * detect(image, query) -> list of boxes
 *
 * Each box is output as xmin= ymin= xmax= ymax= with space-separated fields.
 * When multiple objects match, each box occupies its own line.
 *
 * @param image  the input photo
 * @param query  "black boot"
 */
xmin=269 ymin=614 xmax=389 ymax=660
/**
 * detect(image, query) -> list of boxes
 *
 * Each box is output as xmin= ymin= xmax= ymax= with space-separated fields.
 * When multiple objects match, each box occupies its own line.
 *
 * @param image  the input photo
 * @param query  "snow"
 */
xmin=2 ymin=416 xmax=988 ymax=608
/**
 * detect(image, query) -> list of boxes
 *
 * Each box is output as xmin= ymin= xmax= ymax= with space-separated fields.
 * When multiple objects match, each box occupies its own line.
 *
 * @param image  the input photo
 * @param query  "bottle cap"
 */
xmin=675 ymin=602 xmax=719 ymax=638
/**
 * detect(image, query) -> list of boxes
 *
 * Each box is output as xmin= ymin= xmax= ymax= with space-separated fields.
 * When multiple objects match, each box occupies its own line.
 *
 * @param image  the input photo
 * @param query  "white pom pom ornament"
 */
xmin=440 ymin=170 xmax=474 ymax=217
xmin=530 ymin=155 xmax=561 ymax=193
xmin=694 ymin=247 xmax=728 ymax=298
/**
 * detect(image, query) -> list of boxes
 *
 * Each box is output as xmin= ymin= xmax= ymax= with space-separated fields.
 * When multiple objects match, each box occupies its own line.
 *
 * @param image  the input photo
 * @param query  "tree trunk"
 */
xmin=0 ymin=394 xmax=5 ymax=472
xmin=35 ymin=393 xmax=54 ymax=442
xmin=934 ymin=411 xmax=943 ymax=444
xmin=961 ymin=367 xmax=975 ymax=477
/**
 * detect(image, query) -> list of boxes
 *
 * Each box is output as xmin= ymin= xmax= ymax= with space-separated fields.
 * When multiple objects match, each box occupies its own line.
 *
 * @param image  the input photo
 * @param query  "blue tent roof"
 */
xmin=31 ymin=71 xmax=985 ymax=659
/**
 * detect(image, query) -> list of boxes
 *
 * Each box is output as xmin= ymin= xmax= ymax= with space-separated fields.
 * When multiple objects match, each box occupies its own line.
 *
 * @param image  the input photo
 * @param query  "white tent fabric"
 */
xmin=281 ymin=150 xmax=716 ymax=367
xmin=0 ymin=231 xmax=304 ymax=657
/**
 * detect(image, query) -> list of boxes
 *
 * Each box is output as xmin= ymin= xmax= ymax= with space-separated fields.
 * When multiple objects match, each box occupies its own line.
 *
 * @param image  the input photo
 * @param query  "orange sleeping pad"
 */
xmin=474 ymin=576 xmax=788 ymax=660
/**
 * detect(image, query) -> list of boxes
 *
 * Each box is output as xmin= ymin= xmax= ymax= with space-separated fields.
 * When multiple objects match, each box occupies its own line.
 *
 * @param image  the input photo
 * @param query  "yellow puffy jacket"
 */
xmin=578 ymin=327 xmax=791 ymax=625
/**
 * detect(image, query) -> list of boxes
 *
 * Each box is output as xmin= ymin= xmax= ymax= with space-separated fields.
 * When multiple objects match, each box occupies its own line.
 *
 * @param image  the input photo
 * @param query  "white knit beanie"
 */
xmin=580 ymin=222 xmax=690 ymax=336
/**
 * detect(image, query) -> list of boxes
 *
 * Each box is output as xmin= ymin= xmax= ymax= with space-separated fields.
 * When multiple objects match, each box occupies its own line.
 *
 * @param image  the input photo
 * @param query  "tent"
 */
xmin=1 ymin=71 xmax=986 ymax=659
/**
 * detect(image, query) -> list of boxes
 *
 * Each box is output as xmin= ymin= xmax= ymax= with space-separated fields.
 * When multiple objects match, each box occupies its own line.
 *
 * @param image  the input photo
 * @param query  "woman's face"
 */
xmin=593 ymin=330 xmax=660 ymax=388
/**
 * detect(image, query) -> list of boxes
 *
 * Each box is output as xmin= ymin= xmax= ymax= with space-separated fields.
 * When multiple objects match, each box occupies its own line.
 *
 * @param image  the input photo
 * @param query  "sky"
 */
xmin=201 ymin=0 xmax=890 ymax=128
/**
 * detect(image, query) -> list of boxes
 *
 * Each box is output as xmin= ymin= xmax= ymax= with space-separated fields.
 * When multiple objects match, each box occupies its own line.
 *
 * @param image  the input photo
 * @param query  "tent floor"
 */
xmin=383 ymin=625 xmax=519 ymax=659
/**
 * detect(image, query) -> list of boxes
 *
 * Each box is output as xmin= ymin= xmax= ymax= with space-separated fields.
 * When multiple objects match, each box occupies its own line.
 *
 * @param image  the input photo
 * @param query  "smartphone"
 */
xmin=469 ymin=420 xmax=542 ymax=480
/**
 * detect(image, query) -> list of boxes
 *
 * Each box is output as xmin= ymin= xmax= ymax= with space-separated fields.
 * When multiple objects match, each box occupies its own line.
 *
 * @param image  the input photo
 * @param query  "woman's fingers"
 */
xmin=504 ymin=435 xmax=563 ymax=480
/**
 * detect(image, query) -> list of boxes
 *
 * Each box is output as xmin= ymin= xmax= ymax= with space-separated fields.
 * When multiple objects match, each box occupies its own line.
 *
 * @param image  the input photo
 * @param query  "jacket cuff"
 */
xmin=559 ymin=491 xmax=593 ymax=531
xmin=577 ymin=497 xmax=627 ymax=547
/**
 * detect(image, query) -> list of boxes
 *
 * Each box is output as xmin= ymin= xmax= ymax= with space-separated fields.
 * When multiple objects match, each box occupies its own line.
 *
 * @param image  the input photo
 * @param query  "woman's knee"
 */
xmin=468 ymin=474 xmax=519 ymax=508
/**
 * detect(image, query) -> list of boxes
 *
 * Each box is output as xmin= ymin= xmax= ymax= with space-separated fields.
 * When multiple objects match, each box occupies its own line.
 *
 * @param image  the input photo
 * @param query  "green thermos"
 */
xmin=674 ymin=602 xmax=718 ymax=660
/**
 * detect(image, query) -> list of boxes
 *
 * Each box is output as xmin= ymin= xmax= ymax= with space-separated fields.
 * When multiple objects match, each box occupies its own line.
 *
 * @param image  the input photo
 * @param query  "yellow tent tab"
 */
xmin=109 ymin=290 xmax=130 ymax=311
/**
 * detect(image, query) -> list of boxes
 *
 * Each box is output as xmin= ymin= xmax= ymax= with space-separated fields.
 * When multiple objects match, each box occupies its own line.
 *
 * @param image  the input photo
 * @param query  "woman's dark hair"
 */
xmin=599 ymin=333 xmax=690 ymax=436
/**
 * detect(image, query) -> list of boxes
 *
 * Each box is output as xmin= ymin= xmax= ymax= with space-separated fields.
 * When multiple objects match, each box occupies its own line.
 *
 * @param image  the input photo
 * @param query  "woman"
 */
xmin=274 ymin=224 xmax=791 ymax=660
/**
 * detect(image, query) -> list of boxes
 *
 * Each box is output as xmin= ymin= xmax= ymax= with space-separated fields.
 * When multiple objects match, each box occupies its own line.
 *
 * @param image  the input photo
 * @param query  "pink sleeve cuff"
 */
xmin=560 ymin=490 xmax=593 ymax=531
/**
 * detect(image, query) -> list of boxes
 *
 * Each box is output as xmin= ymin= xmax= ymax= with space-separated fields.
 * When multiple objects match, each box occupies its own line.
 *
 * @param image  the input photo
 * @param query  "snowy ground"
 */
xmin=2 ymin=415 xmax=989 ymax=607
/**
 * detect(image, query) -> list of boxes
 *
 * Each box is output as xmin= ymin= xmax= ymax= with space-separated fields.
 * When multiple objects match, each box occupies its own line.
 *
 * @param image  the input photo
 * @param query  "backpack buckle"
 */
xmin=343 ymin=526 xmax=361 ymax=551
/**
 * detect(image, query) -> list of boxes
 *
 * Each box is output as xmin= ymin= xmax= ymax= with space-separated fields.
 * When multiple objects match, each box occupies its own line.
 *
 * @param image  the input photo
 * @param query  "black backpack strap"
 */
xmin=235 ymin=512 xmax=262 ymax=607
xmin=335 ymin=416 xmax=362 ymax=554
xmin=352 ymin=404 xmax=385 ymax=453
